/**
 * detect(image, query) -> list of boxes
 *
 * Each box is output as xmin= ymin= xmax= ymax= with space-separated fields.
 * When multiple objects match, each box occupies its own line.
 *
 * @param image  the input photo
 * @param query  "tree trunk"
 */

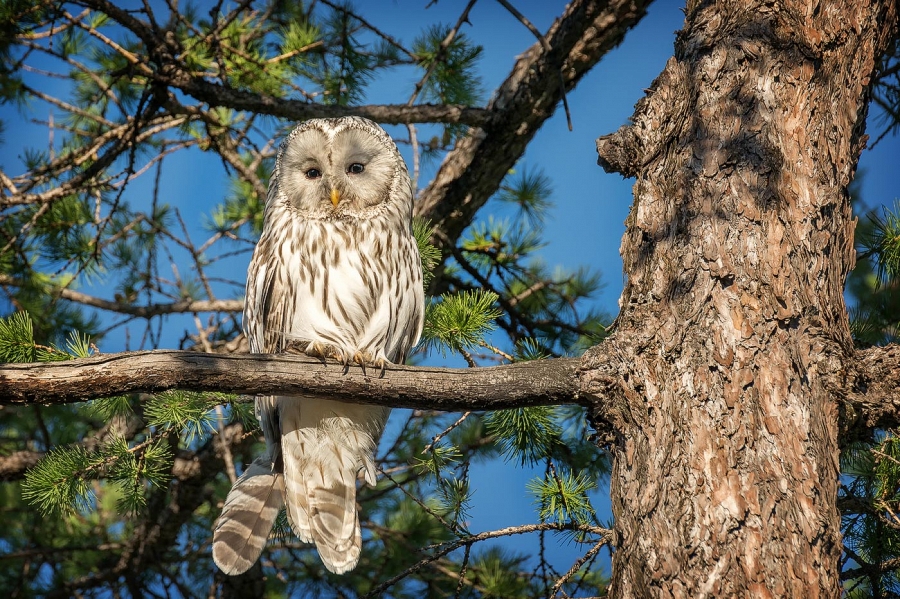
xmin=589 ymin=0 xmax=897 ymax=596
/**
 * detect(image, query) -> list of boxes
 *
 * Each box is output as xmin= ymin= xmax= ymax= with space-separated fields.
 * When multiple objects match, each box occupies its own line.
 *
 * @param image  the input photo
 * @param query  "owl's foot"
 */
xmin=351 ymin=350 xmax=387 ymax=376
xmin=303 ymin=341 xmax=346 ymax=364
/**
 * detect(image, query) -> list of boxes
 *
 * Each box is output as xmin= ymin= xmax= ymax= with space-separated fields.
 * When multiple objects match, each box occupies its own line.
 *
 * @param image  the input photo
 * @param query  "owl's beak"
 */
xmin=330 ymin=188 xmax=340 ymax=207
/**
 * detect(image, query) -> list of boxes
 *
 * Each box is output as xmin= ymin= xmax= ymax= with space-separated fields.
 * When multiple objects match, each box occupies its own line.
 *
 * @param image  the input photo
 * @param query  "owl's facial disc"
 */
xmin=278 ymin=121 xmax=399 ymax=218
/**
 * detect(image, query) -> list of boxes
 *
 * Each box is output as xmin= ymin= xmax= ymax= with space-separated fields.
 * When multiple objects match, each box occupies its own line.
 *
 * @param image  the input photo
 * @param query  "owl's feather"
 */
xmin=212 ymin=455 xmax=285 ymax=575
xmin=214 ymin=117 xmax=424 ymax=576
xmin=280 ymin=402 xmax=386 ymax=573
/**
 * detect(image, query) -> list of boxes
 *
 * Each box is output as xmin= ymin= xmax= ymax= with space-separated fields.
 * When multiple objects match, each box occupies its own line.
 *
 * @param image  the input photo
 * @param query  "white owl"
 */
xmin=212 ymin=117 xmax=424 ymax=575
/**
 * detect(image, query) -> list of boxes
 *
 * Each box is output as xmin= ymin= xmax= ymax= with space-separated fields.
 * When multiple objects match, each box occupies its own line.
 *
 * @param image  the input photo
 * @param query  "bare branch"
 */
xmin=416 ymin=0 xmax=654 ymax=276
xmin=0 ymin=350 xmax=586 ymax=410
xmin=0 ymin=276 xmax=242 ymax=317
xmin=366 ymin=522 xmax=613 ymax=598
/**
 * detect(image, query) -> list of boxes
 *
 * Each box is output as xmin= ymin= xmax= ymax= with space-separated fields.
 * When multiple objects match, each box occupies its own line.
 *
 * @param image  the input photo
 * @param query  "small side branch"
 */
xmin=838 ymin=344 xmax=900 ymax=442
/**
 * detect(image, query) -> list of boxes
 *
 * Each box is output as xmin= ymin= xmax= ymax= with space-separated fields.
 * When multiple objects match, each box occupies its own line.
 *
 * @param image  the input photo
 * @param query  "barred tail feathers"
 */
xmin=212 ymin=456 xmax=285 ymax=575
xmin=280 ymin=400 xmax=389 ymax=574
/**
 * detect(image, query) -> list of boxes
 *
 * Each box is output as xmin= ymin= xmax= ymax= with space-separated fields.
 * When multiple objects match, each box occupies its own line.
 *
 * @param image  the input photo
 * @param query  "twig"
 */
xmin=407 ymin=0 xmax=478 ymax=106
xmin=494 ymin=0 xmax=572 ymax=131
xmin=408 ymin=123 xmax=420 ymax=190
xmin=214 ymin=406 xmax=238 ymax=484
xmin=454 ymin=543 xmax=472 ymax=598
xmin=377 ymin=466 xmax=459 ymax=534
xmin=459 ymin=348 xmax=478 ymax=368
xmin=318 ymin=0 xmax=416 ymax=60
xmin=479 ymin=340 xmax=514 ymax=362
xmin=548 ymin=536 xmax=608 ymax=598
xmin=366 ymin=522 xmax=610 ymax=598
xmin=423 ymin=411 xmax=472 ymax=453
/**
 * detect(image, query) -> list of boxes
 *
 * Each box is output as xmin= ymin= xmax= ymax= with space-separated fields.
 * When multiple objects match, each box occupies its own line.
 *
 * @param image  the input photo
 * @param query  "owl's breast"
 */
xmin=283 ymin=220 xmax=420 ymax=362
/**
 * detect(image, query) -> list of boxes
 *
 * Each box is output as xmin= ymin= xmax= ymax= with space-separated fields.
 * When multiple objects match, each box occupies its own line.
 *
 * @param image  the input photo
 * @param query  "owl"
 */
xmin=212 ymin=117 xmax=424 ymax=575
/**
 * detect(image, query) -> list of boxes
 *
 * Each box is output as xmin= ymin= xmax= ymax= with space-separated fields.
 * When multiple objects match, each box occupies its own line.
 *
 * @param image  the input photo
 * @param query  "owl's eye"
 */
xmin=347 ymin=163 xmax=365 ymax=175
xmin=305 ymin=168 xmax=321 ymax=179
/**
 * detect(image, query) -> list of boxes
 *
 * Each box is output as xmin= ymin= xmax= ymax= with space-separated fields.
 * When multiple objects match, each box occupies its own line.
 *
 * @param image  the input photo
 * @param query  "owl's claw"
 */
xmin=352 ymin=351 xmax=387 ymax=377
xmin=304 ymin=341 xmax=343 ymax=363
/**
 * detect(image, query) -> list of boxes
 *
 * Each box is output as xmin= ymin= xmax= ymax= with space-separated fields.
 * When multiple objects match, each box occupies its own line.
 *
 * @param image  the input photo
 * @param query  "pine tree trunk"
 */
xmin=588 ymin=0 xmax=897 ymax=596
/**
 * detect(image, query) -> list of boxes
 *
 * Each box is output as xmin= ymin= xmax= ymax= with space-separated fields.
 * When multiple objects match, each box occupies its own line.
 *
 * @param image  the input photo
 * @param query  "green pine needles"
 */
xmin=842 ymin=197 xmax=900 ymax=594
xmin=0 ymin=312 xmax=246 ymax=517
xmin=0 ymin=2 xmax=611 ymax=589
xmin=485 ymin=407 xmax=561 ymax=467
xmin=2 ymin=165 xmax=612 ymax=594
xmin=22 ymin=435 xmax=173 ymax=516
xmin=0 ymin=311 xmax=92 ymax=363
xmin=422 ymin=289 xmax=502 ymax=357
xmin=526 ymin=468 xmax=597 ymax=526
xmin=413 ymin=217 xmax=442 ymax=289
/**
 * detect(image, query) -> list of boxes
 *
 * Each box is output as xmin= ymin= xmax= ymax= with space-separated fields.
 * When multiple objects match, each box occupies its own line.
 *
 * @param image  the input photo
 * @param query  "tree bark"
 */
xmin=590 ymin=0 xmax=897 ymax=596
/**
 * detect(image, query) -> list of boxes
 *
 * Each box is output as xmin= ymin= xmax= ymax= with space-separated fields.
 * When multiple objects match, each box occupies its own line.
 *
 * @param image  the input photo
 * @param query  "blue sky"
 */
xmin=2 ymin=0 xmax=898 ymax=585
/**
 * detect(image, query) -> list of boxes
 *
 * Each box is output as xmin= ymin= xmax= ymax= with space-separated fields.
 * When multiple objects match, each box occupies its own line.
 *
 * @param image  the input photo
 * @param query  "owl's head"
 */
xmin=275 ymin=117 xmax=411 ymax=219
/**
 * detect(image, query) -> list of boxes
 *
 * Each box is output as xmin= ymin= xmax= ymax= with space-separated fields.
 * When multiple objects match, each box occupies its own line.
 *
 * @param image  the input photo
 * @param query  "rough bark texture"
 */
xmin=587 ymin=0 xmax=898 ymax=596
xmin=835 ymin=344 xmax=900 ymax=443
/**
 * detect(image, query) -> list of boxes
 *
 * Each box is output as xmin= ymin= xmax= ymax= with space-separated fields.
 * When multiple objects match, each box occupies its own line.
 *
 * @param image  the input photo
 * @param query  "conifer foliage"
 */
xmin=0 ymin=2 xmax=612 ymax=596
xmin=0 ymin=1 xmax=898 ymax=597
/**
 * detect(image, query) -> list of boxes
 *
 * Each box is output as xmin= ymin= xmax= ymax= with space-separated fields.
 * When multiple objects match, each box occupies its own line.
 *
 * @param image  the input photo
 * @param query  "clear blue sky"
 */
xmin=2 ymin=0 xmax=898 ymax=583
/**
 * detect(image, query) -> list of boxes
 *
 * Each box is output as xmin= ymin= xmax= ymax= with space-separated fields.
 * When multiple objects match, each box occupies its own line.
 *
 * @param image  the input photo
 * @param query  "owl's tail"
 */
xmin=281 ymin=403 xmax=388 ymax=574
xmin=212 ymin=456 xmax=285 ymax=575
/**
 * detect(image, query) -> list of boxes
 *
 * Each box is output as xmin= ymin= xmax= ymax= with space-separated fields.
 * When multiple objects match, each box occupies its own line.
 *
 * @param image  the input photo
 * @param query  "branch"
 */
xmin=0 ymin=276 xmax=242 ymax=317
xmin=0 ymin=350 xmax=588 ymax=410
xmin=42 ymin=422 xmax=258 ymax=598
xmin=836 ymin=344 xmax=900 ymax=442
xmin=415 ymin=0 xmax=653 ymax=276
xmin=367 ymin=522 xmax=613 ymax=598
xmin=0 ymin=450 xmax=42 ymax=481
xmin=70 ymin=0 xmax=489 ymax=126
xmin=152 ymin=80 xmax=491 ymax=126
xmin=54 ymin=289 xmax=243 ymax=317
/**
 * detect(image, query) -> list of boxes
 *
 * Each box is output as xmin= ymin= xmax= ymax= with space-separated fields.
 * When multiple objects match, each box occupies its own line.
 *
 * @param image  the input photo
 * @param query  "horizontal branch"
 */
xmin=61 ymin=0 xmax=490 ymax=127
xmin=4 ymin=342 xmax=897 ymax=435
xmin=158 ymin=68 xmax=492 ymax=125
xmin=0 ymin=350 xmax=587 ymax=411
xmin=56 ymin=289 xmax=243 ymax=317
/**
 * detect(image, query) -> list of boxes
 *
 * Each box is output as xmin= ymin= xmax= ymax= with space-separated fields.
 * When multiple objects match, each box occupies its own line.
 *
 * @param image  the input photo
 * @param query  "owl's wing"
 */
xmin=213 ymin=204 xmax=295 ymax=574
xmin=245 ymin=236 xmax=293 ymax=354
xmin=386 ymin=229 xmax=426 ymax=364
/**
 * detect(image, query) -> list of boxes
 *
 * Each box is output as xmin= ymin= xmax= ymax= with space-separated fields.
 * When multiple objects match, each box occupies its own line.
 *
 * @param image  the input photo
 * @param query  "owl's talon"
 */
xmin=352 ymin=351 xmax=369 ymax=374
xmin=305 ymin=341 xmax=340 ymax=363
xmin=349 ymin=351 xmax=388 ymax=376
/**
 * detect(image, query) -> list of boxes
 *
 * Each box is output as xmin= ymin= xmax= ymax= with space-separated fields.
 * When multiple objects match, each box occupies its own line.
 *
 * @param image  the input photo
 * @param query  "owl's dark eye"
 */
xmin=305 ymin=168 xmax=321 ymax=179
xmin=347 ymin=163 xmax=365 ymax=174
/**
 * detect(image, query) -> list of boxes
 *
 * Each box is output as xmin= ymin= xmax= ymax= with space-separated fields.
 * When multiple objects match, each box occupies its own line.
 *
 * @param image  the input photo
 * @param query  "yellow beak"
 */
xmin=330 ymin=188 xmax=340 ymax=208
